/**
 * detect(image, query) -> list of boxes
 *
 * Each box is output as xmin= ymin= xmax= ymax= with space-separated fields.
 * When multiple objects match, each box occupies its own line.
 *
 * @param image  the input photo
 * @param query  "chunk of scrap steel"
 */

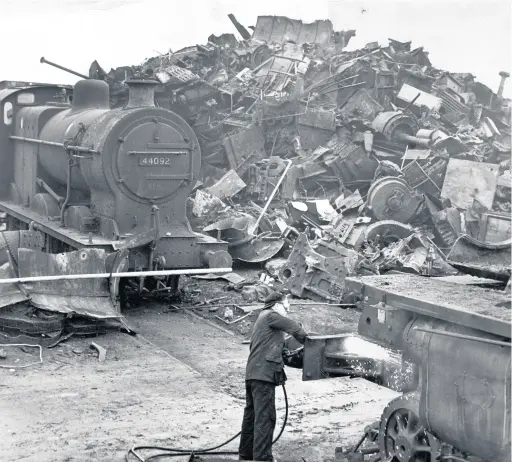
xmin=279 ymin=233 xmax=363 ymax=302
xmin=90 ymin=342 xmax=107 ymax=362
xmin=204 ymin=216 xmax=284 ymax=263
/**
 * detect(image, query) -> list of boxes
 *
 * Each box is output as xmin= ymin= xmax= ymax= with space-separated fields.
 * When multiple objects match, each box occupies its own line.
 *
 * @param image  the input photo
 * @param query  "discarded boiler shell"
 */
xmin=366 ymin=177 xmax=422 ymax=223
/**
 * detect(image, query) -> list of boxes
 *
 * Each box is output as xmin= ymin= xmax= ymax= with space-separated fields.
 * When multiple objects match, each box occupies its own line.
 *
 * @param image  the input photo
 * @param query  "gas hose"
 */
xmin=126 ymin=383 xmax=289 ymax=462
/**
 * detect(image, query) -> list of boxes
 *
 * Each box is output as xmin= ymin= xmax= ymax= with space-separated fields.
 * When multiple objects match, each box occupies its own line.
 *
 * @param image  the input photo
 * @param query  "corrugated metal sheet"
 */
xmin=252 ymin=16 xmax=333 ymax=45
xmin=438 ymin=89 xmax=471 ymax=115
xmin=156 ymin=65 xmax=199 ymax=85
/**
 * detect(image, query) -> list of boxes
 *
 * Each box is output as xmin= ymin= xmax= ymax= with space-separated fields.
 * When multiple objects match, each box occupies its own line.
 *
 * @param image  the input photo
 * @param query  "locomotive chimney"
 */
xmin=497 ymin=71 xmax=510 ymax=98
xmin=126 ymin=79 xmax=158 ymax=108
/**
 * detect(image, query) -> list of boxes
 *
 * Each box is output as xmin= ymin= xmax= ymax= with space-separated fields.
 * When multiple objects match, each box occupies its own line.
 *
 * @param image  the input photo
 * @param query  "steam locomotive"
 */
xmin=0 ymin=78 xmax=231 ymax=309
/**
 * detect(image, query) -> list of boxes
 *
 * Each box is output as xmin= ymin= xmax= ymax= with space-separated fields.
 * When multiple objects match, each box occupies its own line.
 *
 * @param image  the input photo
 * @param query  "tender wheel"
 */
xmin=379 ymin=396 xmax=433 ymax=462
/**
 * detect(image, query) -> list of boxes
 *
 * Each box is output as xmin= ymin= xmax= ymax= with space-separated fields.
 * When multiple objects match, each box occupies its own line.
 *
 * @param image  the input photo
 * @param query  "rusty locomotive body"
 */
xmin=301 ymin=274 xmax=511 ymax=462
xmin=0 ymin=79 xmax=230 ymax=311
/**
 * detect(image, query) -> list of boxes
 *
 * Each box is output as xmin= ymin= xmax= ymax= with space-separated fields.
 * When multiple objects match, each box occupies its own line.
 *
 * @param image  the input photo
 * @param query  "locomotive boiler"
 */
xmin=0 ymin=79 xmax=231 ymax=313
xmin=301 ymin=274 xmax=511 ymax=462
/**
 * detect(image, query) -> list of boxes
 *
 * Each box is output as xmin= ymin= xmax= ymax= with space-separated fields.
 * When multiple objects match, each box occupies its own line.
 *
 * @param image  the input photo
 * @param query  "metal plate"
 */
xmin=252 ymin=16 xmax=333 ymax=45
xmin=231 ymin=235 xmax=284 ymax=263
xmin=346 ymin=274 xmax=511 ymax=338
xmin=441 ymin=159 xmax=499 ymax=210
xmin=17 ymin=248 xmax=119 ymax=318
xmin=116 ymin=117 xmax=192 ymax=200
xmin=138 ymin=155 xmax=173 ymax=167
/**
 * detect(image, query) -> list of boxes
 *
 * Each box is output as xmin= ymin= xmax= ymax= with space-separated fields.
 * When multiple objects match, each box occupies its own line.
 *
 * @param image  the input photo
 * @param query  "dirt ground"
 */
xmin=0 ymin=274 xmax=398 ymax=462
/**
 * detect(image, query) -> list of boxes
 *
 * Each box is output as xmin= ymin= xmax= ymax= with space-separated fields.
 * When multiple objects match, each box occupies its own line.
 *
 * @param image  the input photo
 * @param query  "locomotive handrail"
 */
xmin=413 ymin=326 xmax=511 ymax=347
xmin=9 ymin=135 xmax=98 ymax=154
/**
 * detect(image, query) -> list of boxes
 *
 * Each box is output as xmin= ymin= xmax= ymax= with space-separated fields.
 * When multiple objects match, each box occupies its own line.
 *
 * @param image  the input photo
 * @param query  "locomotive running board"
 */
xmin=0 ymin=201 xmax=114 ymax=249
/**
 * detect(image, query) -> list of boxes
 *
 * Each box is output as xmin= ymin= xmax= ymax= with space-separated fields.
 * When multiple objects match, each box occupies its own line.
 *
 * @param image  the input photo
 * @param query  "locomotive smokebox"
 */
xmin=126 ymin=79 xmax=158 ymax=108
xmin=71 ymin=79 xmax=110 ymax=113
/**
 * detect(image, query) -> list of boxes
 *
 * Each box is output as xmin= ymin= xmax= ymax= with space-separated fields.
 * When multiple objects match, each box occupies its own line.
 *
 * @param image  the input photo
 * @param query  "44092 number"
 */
xmin=139 ymin=156 xmax=172 ymax=166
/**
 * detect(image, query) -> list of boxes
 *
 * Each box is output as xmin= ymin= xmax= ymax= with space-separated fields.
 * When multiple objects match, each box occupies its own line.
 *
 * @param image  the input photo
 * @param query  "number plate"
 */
xmin=139 ymin=156 xmax=172 ymax=167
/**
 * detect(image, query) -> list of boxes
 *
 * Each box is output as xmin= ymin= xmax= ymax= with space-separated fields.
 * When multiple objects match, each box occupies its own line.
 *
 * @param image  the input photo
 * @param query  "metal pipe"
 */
xmin=60 ymin=156 xmax=74 ymax=227
xmin=402 ymin=92 xmax=421 ymax=112
xmin=394 ymin=133 xmax=432 ymax=147
xmin=413 ymin=327 xmax=510 ymax=347
xmin=227 ymin=13 xmax=252 ymax=40
xmin=10 ymin=136 xmax=98 ymax=154
xmin=0 ymin=267 xmax=231 ymax=285
xmin=36 ymin=178 xmax=63 ymax=205
xmin=40 ymin=57 xmax=90 ymax=80
xmin=250 ymin=160 xmax=292 ymax=235
xmin=320 ymin=81 xmax=365 ymax=95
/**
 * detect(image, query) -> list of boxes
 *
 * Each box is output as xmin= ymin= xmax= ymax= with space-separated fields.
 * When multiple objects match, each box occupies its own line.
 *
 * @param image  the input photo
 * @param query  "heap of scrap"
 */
xmin=42 ymin=14 xmax=512 ymax=304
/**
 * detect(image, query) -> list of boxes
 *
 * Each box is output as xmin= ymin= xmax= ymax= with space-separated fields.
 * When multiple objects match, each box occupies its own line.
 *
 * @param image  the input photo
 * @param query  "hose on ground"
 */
xmin=126 ymin=384 xmax=289 ymax=462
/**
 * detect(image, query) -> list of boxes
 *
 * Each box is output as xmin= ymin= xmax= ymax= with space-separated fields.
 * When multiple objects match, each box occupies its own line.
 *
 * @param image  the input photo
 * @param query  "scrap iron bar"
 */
xmin=0 ymin=268 xmax=232 ymax=285
xmin=250 ymin=159 xmax=292 ymax=234
xmin=40 ymin=57 xmax=90 ymax=80
xmin=10 ymin=136 xmax=98 ymax=154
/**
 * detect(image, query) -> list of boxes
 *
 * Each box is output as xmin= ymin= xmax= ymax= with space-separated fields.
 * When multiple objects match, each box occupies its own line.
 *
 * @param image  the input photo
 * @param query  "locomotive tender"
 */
xmin=301 ymin=274 xmax=511 ymax=462
xmin=0 ymin=78 xmax=231 ymax=305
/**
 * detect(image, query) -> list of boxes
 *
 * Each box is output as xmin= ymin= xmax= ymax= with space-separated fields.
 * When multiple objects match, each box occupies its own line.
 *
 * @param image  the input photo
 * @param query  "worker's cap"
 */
xmin=264 ymin=291 xmax=285 ymax=305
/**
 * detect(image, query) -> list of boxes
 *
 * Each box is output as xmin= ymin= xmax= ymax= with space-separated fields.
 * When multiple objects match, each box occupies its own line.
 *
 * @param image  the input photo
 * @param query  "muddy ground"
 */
xmin=0 ymin=273 xmax=398 ymax=462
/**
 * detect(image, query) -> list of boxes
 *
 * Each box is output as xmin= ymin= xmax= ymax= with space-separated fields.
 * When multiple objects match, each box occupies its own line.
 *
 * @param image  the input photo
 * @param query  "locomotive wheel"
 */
xmin=379 ymin=396 xmax=433 ymax=462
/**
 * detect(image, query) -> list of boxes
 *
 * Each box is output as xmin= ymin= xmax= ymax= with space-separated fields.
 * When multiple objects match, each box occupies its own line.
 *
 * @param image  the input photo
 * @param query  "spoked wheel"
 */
xmin=380 ymin=398 xmax=433 ymax=462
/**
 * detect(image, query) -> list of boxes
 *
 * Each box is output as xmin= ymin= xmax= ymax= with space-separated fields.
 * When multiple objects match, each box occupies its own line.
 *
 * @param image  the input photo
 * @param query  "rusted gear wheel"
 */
xmin=379 ymin=396 xmax=433 ymax=462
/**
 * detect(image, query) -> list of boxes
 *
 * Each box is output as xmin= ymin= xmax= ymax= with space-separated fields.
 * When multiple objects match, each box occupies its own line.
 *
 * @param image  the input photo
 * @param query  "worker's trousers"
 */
xmin=239 ymin=379 xmax=276 ymax=461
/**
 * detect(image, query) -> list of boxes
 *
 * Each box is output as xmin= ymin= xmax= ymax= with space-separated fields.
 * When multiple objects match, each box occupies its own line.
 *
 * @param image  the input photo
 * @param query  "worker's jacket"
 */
xmin=245 ymin=307 xmax=307 ymax=384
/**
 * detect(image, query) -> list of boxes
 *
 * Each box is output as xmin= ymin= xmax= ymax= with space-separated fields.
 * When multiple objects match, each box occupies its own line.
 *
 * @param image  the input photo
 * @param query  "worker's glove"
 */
xmin=282 ymin=347 xmax=304 ymax=369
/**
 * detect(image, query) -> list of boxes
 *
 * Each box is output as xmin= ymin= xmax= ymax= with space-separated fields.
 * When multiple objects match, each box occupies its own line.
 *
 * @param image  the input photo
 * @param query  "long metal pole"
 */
xmin=0 ymin=267 xmax=231 ymax=285
xmin=250 ymin=159 xmax=292 ymax=235
xmin=40 ymin=57 xmax=90 ymax=80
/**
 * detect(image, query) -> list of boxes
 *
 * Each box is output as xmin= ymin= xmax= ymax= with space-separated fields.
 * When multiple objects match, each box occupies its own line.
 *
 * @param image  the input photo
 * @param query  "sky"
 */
xmin=1 ymin=0 xmax=511 ymax=98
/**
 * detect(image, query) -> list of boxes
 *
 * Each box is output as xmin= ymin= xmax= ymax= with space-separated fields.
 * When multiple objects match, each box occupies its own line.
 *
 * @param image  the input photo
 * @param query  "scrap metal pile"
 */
xmin=87 ymin=15 xmax=511 ymax=302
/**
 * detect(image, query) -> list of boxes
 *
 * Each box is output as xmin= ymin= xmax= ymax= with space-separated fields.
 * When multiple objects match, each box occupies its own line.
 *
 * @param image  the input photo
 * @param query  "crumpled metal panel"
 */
xmin=297 ymin=109 xmax=336 ymax=150
xmin=447 ymin=235 xmax=511 ymax=279
xmin=441 ymin=159 xmax=499 ymax=210
xmin=0 ymin=263 xmax=29 ymax=309
xmin=252 ymin=16 xmax=333 ymax=45
xmin=222 ymin=125 xmax=267 ymax=174
xmin=17 ymin=248 xmax=119 ymax=319
xmin=157 ymin=65 xmax=199 ymax=86
xmin=280 ymin=233 xmax=362 ymax=302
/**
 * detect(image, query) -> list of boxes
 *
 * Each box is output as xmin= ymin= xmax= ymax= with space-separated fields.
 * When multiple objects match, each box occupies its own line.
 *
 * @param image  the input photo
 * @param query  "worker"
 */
xmin=239 ymin=291 xmax=308 ymax=461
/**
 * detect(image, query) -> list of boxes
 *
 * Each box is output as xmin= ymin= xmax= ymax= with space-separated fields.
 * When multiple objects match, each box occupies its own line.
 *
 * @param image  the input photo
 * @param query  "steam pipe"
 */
xmin=40 ymin=57 xmax=90 ymax=80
